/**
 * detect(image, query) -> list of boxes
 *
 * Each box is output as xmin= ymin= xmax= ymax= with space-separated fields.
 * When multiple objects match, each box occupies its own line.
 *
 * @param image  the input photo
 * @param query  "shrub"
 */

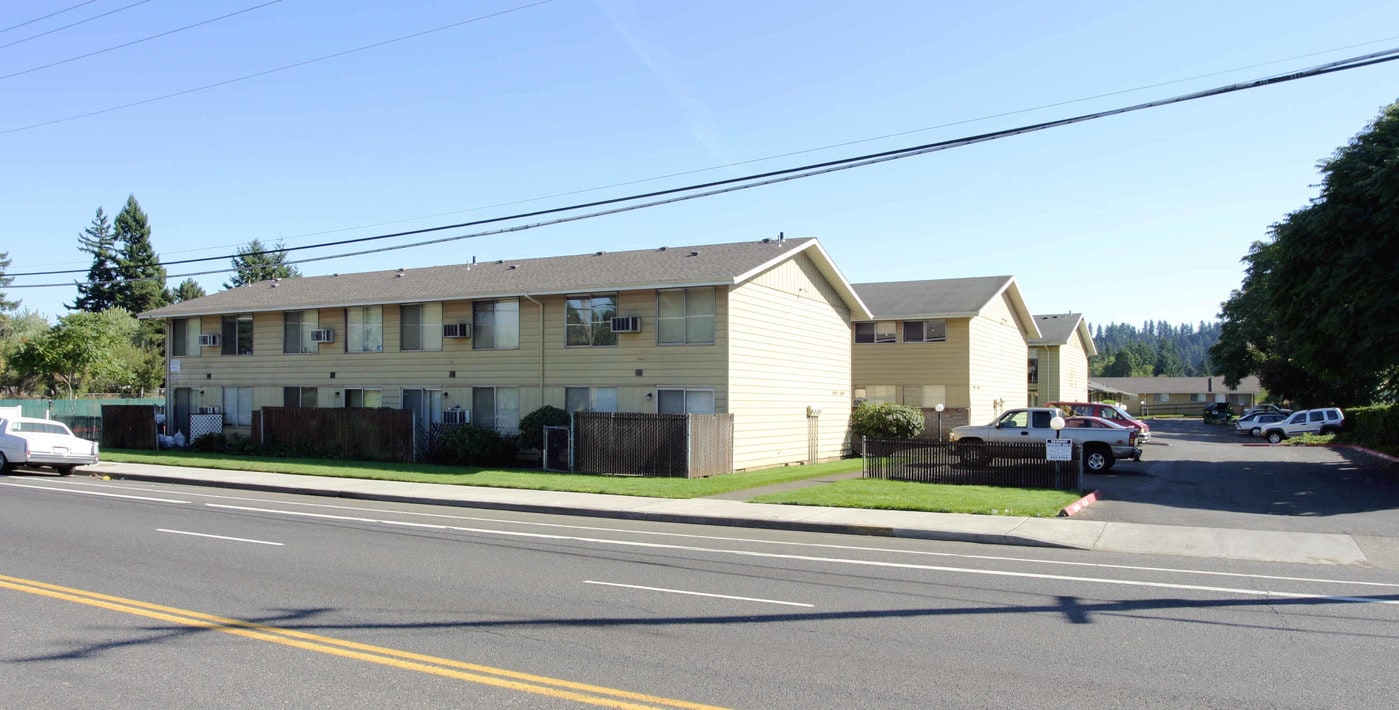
xmin=190 ymin=432 xmax=228 ymax=452
xmin=517 ymin=405 xmax=571 ymax=450
xmin=438 ymin=424 xmax=518 ymax=467
xmin=850 ymin=401 xmax=925 ymax=440
xmin=1337 ymin=404 xmax=1399 ymax=451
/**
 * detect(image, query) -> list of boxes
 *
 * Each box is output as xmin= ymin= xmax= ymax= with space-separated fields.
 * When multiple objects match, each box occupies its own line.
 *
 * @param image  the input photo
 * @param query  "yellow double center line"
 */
xmin=1 ymin=574 xmax=726 ymax=710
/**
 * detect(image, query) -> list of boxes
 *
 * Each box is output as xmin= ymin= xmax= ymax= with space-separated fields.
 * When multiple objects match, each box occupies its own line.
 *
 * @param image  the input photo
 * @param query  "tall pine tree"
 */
xmin=0 ymin=251 xmax=18 ymax=316
xmin=113 ymin=195 xmax=168 ymax=315
xmin=170 ymin=278 xmax=207 ymax=303
xmin=225 ymin=238 xmax=300 ymax=289
xmin=70 ymin=207 xmax=122 ymax=312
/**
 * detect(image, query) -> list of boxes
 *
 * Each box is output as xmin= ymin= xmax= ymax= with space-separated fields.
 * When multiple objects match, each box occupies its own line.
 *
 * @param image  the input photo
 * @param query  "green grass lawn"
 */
xmin=101 ymin=449 xmax=864 ymax=498
xmin=750 ymin=478 xmax=1084 ymax=517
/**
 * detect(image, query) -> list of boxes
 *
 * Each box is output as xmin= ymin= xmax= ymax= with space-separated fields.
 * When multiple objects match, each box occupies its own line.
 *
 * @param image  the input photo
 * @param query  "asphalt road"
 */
xmin=3 ymin=474 xmax=1398 ymax=708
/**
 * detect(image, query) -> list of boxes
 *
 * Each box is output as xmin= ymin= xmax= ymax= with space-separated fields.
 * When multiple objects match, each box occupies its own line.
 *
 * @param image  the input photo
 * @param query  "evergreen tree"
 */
xmin=0 ymin=251 xmax=18 ymax=316
xmin=1154 ymin=339 xmax=1186 ymax=377
xmin=112 ymin=195 xmax=168 ymax=315
xmin=171 ymin=278 xmax=207 ymax=303
xmin=69 ymin=207 xmax=122 ymax=312
xmin=225 ymin=238 xmax=300 ymax=289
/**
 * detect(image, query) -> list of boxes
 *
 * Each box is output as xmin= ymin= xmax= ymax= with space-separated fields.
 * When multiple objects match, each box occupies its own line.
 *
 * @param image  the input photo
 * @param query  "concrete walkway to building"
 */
xmin=71 ymin=460 xmax=1373 ymax=567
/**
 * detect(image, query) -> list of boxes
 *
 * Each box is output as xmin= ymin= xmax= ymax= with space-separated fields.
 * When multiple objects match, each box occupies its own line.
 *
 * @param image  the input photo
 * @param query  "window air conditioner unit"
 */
xmin=610 ymin=316 xmax=641 ymax=333
xmin=442 ymin=322 xmax=472 ymax=338
xmin=198 ymin=334 xmax=221 ymax=347
xmin=443 ymin=408 xmax=470 ymax=425
xmin=310 ymin=329 xmax=335 ymax=343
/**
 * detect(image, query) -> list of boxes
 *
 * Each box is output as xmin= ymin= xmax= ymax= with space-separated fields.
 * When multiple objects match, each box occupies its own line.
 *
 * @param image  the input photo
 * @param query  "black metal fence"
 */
xmin=862 ymin=437 xmax=1083 ymax=490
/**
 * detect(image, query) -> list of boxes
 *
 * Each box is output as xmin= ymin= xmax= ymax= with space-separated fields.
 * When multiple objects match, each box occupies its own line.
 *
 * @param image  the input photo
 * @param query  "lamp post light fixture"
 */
xmin=1050 ymin=415 xmax=1066 ymax=439
xmin=934 ymin=402 xmax=945 ymax=440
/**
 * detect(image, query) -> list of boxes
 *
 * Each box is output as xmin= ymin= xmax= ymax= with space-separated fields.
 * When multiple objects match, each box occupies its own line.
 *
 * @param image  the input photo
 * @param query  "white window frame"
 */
xmin=853 ymin=385 xmax=897 ymax=405
xmin=283 ymin=386 xmax=319 ymax=408
xmin=283 ymin=310 xmax=319 ymax=354
xmin=565 ymin=294 xmax=619 ymax=348
xmin=657 ymin=287 xmax=716 ymax=345
xmin=346 ymin=306 xmax=383 ymax=353
xmin=344 ymin=388 xmax=383 ymax=408
xmin=222 ymin=314 xmax=254 ymax=356
xmin=472 ymin=299 xmax=520 ymax=350
xmin=399 ymin=302 xmax=443 ymax=352
xmin=565 ymin=386 xmax=619 ymax=413
xmin=472 ymin=386 xmax=521 ymax=433
xmin=222 ymin=386 xmax=253 ymax=427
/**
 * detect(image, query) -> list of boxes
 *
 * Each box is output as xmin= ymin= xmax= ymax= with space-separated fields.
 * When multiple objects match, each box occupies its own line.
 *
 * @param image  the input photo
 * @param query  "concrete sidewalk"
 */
xmin=77 ymin=461 xmax=1369 ymax=566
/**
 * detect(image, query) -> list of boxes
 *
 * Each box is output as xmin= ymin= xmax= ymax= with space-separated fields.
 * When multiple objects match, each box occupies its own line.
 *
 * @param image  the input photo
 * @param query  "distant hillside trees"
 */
xmin=1090 ymin=321 xmax=1222 ymax=377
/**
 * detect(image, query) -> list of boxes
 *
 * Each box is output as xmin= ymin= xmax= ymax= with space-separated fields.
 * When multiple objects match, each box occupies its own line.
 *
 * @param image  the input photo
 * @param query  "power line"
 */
xmin=0 ymin=0 xmax=155 ymax=52
xmin=0 ymin=0 xmax=555 ymax=134
xmin=35 ymin=31 xmax=1399 ymax=270
xmin=11 ymin=46 xmax=1399 ymax=290
xmin=0 ymin=0 xmax=100 ymax=35
xmin=0 ymin=0 xmax=284 ymax=82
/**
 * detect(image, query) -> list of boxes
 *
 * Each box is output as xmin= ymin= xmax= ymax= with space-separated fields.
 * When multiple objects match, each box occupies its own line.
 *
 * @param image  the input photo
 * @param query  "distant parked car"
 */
xmin=1260 ymin=407 xmax=1345 ymax=444
xmin=1241 ymin=404 xmax=1292 ymax=419
xmin=0 ymin=417 xmax=100 ymax=475
xmin=1202 ymin=402 xmax=1234 ymax=424
xmin=1049 ymin=401 xmax=1151 ymax=442
xmin=1235 ymin=411 xmax=1286 ymax=436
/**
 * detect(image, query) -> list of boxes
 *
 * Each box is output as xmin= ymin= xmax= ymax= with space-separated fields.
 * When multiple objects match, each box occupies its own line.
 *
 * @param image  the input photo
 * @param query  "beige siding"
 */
xmin=851 ymin=319 xmax=972 ymax=408
xmin=1055 ymin=333 xmax=1090 ymax=402
xmin=967 ymin=292 xmax=1031 ymax=423
xmin=728 ymin=254 xmax=853 ymax=470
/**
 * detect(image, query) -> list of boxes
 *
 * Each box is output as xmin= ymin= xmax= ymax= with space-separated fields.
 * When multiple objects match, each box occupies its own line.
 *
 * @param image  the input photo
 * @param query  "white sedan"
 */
xmin=0 ymin=417 xmax=100 ymax=476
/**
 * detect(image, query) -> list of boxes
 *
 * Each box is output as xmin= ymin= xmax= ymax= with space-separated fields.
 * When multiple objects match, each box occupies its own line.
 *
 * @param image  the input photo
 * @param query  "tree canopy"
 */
xmin=113 ymin=195 xmax=169 ymax=315
xmin=70 ymin=208 xmax=122 ymax=312
xmin=171 ymin=278 xmax=207 ymax=303
xmin=0 ymin=251 xmax=18 ymax=317
xmin=1211 ymin=101 xmax=1399 ymax=406
xmin=225 ymin=238 xmax=300 ymax=289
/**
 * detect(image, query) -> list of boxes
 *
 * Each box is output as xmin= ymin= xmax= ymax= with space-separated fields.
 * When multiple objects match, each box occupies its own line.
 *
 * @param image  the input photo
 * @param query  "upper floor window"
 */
xmin=171 ymin=317 xmax=200 ymax=357
xmin=400 ymin=303 xmax=442 ymax=352
xmin=854 ymin=321 xmax=896 ymax=344
xmin=658 ymin=287 xmax=715 ymax=344
xmin=903 ymin=319 xmax=947 ymax=343
xmin=283 ymin=310 xmax=319 ymax=354
xmin=221 ymin=314 xmax=253 ymax=355
xmin=565 ymin=294 xmax=618 ymax=347
xmin=473 ymin=299 xmax=519 ymax=350
xmin=346 ymin=306 xmax=383 ymax=353
xmin=1027 ymin=349 xmax=1039 ymax=385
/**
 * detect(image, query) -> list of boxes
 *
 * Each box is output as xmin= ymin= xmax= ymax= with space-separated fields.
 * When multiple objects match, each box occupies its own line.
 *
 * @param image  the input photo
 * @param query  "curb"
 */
xmin=1059 ymin=489 xmax=1100 ymax=517
xmin=101 ymin=469 xmax=1083 ymax=550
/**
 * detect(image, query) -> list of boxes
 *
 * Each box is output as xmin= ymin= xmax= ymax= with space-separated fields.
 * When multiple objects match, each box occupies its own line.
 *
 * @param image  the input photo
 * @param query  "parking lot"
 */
xmin=1074 ymin=418 xmax=1399 ymax=564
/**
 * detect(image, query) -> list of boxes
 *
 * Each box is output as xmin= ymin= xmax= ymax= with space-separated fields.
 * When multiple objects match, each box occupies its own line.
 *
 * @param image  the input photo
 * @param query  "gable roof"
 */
xmin=1030 ymin=313 xmax=1098 ymax=356
xmin=141 ymin=237 xmax=871 ymax=320
xmin=851 ymin=276 xmax=1041 ymax=339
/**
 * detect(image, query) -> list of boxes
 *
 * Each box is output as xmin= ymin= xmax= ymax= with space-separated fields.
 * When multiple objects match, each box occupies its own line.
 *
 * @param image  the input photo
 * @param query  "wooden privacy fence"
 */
xmin=572 ymin=412 xmax=734 ymax=478
xmin=256 ymin=407 xmax=415 ymax=462
xmin=863 ymin=438 xmax=1083 ymax=491
xmin=101 ymin=405 xmax=159 ymax=450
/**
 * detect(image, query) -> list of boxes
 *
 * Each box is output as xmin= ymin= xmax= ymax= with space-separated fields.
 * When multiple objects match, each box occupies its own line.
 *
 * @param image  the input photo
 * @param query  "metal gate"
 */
xmin=543 ymin=425 xmax=572 ymax=472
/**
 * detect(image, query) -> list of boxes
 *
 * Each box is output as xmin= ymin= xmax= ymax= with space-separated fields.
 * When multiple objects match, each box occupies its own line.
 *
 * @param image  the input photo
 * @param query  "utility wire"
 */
xmin=0 ymin=0 xmax=100 ymax=34
xmin=11 ymin=46 xmax=1399 ymax=290
xmin=0 ymin=0 xmax=554 ymax=133
xmin=0 ymin=0 xmax=283 ymax=81
xmin=0 ymin=0 xmax=155 ymax=52
xmin=38 ymin=31 xmax=1399 ymax=268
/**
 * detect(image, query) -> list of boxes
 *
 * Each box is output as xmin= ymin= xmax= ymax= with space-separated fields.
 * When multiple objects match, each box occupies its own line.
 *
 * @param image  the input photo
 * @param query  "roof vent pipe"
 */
xmin=778 ymin=231 xmax=785 ymax=245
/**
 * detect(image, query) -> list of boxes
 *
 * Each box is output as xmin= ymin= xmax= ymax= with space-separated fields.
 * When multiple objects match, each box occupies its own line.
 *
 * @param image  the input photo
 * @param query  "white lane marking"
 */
xmin=583 ymin=580 xmax=813 ymax=607
xmin=43 ymin=478 xmax=1399 ymax=589
xmin=0 ymin=480 xmax=189 ymax=504
xmin=204 ymin=504 xmax=1399 ymax=606
xmin=157 ymin=529 xmax=283 ymax=546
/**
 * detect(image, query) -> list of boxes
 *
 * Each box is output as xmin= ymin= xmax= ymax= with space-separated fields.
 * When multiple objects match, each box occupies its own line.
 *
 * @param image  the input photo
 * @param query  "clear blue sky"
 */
xmin=4 ymin=0 xmax=1398 ymax=329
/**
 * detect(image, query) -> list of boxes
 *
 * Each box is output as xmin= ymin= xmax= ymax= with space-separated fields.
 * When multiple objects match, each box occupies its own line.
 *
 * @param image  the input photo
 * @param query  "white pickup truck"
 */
xmin=947 ymin=407 xmax=1142 ymax=472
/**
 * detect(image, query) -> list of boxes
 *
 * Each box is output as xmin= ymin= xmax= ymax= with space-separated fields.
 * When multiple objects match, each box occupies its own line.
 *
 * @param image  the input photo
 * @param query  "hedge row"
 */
xmin=1340 ymin=404 xmax=1399 ymax=451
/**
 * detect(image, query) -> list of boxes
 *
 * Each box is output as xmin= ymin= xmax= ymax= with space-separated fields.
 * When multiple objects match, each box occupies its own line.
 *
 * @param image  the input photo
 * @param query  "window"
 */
xmin=345 ymin=306 xmax=383 ymax=353
xmin=1155 ymin=393 xmax=1170 ymax=402
xmin=473 ymin=386 xmax=520 ymax=432
xmin=853 ymin=385 xmax=896 ymax=404
xmin=400 ymin=303 xmax=443 ymax=352
xmin=565 ymin=294 xmax=618 ymax=347
xmin=1190 ymin=393 xmax=1206 ymax=402
xmin=657 ymin=388 xmax=715 ymax=415
xmin=1027 ymin=349 xmax=1039 ymax=385
xmin=657 ymin=287 xmax=716 ymax=344
xmin=901 ymin=385 xmax=946 ymax=408
xmin=222 ymin=386 xmax=253 ymax=426
xmin=854 ymin=321 xmax=896 ymax=344
xmin=565 ymin=386 xmax=618 ymax=413
xmin=283 ymin=387 xmax=318 ymax=408
xmin=344 ymin=388 xmax=382 ymax=408
xmin=221 ymin=314 xmax=253 ymax=355
xmin=473 ymin=299 xmax=519 ymax=350
xmin=283 ymin=310 xmax=318 ymax=354
xmin=172 ymin=318 xmax=189 ymax=357
xmin=402 ymin=388 xmax=443 ymax=434
xmin=903 ymin=319 xmax=947 ymax=343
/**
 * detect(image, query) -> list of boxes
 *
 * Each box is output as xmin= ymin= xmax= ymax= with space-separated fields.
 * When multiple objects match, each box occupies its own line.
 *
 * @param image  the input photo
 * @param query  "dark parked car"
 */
xmin=1202 ymin=402 xmax=1234 ymax=424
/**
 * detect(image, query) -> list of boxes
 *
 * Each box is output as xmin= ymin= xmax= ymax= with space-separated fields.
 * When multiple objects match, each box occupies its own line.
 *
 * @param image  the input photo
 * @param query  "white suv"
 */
xmin=1261 ymin=407 xmax=1345 ymax=444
